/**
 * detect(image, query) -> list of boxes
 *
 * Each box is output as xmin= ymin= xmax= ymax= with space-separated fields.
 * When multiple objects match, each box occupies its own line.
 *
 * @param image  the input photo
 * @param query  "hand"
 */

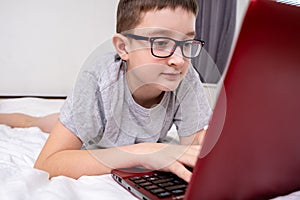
xmin=136 ymin=143 xmax=201 ymax=182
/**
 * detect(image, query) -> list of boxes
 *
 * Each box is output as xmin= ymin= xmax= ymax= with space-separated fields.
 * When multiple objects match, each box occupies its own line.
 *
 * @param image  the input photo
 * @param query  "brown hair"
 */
xmin=116 ymin=0 xmax=198 ymax=33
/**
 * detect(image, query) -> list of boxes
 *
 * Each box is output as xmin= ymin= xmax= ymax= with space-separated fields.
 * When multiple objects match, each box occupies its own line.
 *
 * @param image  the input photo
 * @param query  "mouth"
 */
xmin=161 ymin=72 xmax=181 ymax=80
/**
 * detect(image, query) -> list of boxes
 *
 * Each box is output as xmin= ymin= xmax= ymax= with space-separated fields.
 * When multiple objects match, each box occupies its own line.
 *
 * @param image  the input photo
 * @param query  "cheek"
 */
xmin=127 ymin=48 xmax=152 ymax=66
xmin=127 ymin=42 xmax=151 ymax=59
xmin=127 ymin=63 xmax=167 ymax=83
xmin=181 ymin=62 xmax=190 ymax=76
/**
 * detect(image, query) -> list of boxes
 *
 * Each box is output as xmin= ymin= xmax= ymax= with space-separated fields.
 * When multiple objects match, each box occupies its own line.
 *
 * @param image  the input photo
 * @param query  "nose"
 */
xmin=167 ymin=46 xmax=185 ymax=69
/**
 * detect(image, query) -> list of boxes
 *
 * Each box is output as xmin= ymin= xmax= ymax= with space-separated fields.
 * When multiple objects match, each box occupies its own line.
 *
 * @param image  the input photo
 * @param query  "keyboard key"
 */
xmin=147 ymin=177 xmax=159 ymax=181
xmin=171 ymin=189 xmax=185 ymax=195
xmin=133 ymin=179 xmax=147 ymax=184
xmin=173 ymin=179 xmax=186 ymax=185
xmin=145 ymin=185 xmax=159 ymax=190
xmin=157 ymin=191 xmax=172 ymax=198
xmin=152 ymin=178 xmax=174 ymax=184
xmin=158 ymin=182 xmax=174 ymax=188
xmin=165 ymin=184 xmax=187 ymax=191
xmin=150 ymin=188 xmax=165 ymax=194
xmin=129 ymin=176 xmax=142 ymax=181
xmin=138 ymin=182 xmax=152 ymax=187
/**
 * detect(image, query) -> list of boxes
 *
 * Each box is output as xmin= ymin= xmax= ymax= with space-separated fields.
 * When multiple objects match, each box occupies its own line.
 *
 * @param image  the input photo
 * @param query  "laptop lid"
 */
xmin=112 ymin=0 xmax=300 ymax=199
xmin=186 ymin=0 xmax=300 ymax=199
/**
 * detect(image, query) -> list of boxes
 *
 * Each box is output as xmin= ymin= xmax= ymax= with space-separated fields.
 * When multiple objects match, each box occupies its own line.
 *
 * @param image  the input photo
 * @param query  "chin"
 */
xmin=157 ymin=82 xmax=180 ymax=92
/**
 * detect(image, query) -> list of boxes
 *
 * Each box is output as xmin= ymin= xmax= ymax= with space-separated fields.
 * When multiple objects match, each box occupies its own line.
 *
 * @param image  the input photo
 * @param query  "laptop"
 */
xmin=112 ymin=0 xmax=300 ymax=199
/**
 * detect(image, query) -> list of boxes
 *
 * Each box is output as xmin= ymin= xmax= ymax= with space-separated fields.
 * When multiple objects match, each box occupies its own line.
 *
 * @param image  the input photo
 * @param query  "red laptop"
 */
xmin=112 ymin=0 xmax=300 ymax=199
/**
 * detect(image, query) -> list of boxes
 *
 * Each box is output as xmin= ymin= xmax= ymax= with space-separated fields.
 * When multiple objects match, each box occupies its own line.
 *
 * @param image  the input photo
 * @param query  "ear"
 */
xmin=112 ymin=33 xmax=129 ymax=61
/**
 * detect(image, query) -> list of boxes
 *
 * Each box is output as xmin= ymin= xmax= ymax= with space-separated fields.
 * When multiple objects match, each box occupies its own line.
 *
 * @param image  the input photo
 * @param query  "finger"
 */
xmin=177 ymin=152 xmax=198 ymax=168
xmin=167 ymin=162 xmax=192 ymax=182
xmin=181 ymin=145 xmax=201 ymax=157
xmin=174 ymin=145 xmax=201 ymax=169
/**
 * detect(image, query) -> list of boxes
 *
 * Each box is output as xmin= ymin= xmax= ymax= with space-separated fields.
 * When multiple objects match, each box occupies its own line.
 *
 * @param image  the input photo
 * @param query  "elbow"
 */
xmin=33 ymin=160 xmax=44 ymax=171
xmin=34 ymin=157 xmax=56 ymax=179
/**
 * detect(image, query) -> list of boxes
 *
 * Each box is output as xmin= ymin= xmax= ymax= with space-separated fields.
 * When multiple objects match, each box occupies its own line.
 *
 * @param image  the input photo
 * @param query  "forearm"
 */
xmin=34 ymin=144 xmax=145 ymax=179
xmin=180 ymin=129 xmax=206 ymax=145
xmin=35 ymin=149 xmax=107 ymax=179
xmin=34 ymin=121 xmax=148 ymax=179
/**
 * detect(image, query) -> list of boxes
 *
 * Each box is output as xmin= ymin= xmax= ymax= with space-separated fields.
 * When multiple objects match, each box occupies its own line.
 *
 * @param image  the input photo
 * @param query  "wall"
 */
xmin=236 ymin=0 xmax=250 ymax=37
xmin=0 ymin=0 xmax=250 ymax=97
xmin=0 ymin=0 xmax=118 ymax=96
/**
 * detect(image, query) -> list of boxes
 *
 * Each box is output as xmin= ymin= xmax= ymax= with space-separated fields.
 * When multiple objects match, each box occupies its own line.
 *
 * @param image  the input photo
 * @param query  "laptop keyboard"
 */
xmin=129 ymin=171 xmax=188 ymax=198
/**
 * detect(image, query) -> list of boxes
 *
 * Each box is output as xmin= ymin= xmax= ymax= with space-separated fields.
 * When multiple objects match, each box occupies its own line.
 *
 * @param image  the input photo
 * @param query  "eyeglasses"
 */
xmin=123 ymin=33 xmax=205 ymax=59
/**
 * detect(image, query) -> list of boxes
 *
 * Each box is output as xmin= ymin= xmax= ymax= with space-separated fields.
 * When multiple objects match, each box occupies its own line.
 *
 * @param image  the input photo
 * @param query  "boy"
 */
xmin=2 ymin=0 xmax=211 ymax=182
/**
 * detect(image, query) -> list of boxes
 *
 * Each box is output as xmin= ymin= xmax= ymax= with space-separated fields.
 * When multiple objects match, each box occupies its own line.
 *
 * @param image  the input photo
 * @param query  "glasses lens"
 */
xmin=183 ymin=40 xmax=202 ymax=58
xmin=151 ymin=37 xmax=203 ymax=58
xmin=152 ymin=38 xmax=176 ymax=57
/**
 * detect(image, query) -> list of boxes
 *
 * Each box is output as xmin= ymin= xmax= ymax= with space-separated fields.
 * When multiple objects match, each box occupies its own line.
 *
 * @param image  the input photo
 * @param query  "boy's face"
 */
xmin=124 ymin=7 xmax=196 ymax=92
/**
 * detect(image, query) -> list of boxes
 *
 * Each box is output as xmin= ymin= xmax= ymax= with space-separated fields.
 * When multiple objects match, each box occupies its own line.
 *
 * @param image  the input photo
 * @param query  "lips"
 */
xmin=161 ymin=72 xmax=181 ymax=80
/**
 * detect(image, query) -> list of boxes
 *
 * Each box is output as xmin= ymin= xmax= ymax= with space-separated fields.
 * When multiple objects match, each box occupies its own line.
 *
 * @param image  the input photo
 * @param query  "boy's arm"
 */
xmin=34 ymin=121 xmax=109 ymax=178
xmin=34 ymin=121 xmax=200 ymax=182
xmin=179 ymin=129 xmax=206 ymax=145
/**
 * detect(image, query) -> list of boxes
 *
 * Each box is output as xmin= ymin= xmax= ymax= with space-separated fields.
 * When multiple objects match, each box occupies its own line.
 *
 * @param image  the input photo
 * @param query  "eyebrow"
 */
xmin=186 ymin=31 xmax=196 ymax=37
xmin=145 ymin=29 xmax=196 ymax=39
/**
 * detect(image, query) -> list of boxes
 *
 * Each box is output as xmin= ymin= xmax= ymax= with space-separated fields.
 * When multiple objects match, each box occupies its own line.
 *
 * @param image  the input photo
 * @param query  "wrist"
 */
xmin=120 ymin=143 xmax=156 ymax=167
xmin=114 ymin=143 xmax=152 ymax=167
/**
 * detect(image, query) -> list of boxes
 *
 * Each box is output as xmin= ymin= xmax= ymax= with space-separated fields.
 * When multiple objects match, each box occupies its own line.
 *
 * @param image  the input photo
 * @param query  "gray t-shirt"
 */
xmin=60 ymin=53 xmax=212 ymax=149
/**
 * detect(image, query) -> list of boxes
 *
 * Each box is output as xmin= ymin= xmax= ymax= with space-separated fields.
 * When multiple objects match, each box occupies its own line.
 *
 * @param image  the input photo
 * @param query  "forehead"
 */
xmin=134 ymin=7 xmax=196 ymax=38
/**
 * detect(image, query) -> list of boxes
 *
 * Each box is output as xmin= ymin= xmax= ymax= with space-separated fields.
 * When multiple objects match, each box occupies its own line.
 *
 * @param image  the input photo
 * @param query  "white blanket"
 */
xmin=0 ymin=98 xmax=299 ymax=200
xmin=0 ymin=98 xmax=136 ymax=200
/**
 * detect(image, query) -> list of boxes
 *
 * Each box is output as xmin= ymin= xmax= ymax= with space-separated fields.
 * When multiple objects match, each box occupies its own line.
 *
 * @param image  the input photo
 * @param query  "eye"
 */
xmin=152 ymin=38 xmax=174 ymax=50
xmin=154 ymin=40 xmax=169 ymax=47
xmin=184 ymin=40 xmax=202 ymax=50
xmin=184 ymin=42 xmax=192 ymax=48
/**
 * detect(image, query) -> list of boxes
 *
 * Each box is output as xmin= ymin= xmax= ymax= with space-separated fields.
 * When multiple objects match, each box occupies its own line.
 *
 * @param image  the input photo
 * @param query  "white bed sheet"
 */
xmin=0 ymin=98 xmax=136 ymax=200
xmin=0 ymin=97 xmax=299 ymax=200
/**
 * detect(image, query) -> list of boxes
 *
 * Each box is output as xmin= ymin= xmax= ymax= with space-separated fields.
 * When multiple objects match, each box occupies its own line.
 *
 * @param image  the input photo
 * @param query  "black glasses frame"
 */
xmin=123 ymin=33 xmax=205 ymax=59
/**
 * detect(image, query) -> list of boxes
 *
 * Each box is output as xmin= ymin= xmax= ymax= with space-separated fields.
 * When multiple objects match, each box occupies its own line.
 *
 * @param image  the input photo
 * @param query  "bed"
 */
xmin=1 ymin=97 xmax=300 ymax=200
xmin=0 ymin=97 xmax=137 ymax=200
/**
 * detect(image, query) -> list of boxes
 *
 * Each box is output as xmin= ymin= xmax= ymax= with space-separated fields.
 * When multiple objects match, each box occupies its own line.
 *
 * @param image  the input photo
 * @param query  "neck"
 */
xmin=127 ymin=78 xmax=165 ymax=108
xmin=134 ymin=87 xmax=165 ymax=108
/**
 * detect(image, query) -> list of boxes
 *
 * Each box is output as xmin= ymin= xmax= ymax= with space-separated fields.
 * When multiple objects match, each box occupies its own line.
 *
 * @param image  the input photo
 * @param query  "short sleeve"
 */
xmin=59 ymin=69 xmax=103 ymax=144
